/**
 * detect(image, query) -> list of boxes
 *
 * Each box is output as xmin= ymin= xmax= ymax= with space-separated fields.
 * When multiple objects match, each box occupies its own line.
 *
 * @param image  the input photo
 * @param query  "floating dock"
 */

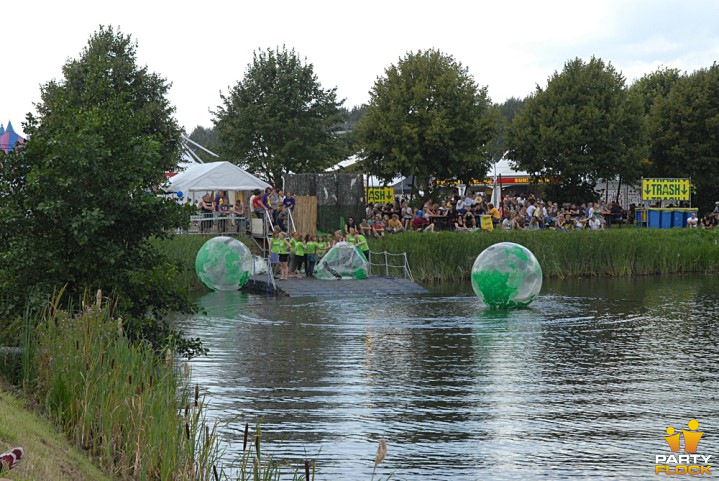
xmin=244 ymin=275 xmax=429 ymax=297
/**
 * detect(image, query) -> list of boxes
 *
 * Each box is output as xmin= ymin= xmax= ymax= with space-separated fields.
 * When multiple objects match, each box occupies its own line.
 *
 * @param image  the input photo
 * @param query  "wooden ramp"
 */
xmin=244 ymin=275 xmax=428 ymax=297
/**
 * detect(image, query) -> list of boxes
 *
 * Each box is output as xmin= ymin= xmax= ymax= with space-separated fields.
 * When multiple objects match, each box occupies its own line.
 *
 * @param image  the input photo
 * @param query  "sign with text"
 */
xmin=480 ymin=215 xmax=494 ymax=231
xmin=642 ymin=178 xmax=690 ymax=201
xmin=366 ymin=187 xmax=394 ymax=205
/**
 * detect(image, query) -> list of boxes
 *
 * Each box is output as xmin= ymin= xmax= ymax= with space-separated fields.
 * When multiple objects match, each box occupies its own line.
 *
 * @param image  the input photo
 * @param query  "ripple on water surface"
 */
xmin=177 ymin=275 xmax=719 ymax=480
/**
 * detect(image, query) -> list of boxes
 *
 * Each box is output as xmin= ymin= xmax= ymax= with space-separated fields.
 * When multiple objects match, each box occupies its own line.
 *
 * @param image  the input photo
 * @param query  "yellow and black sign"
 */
xmin=366 ymin=186 xmax=394 ymax=204
xmin=641 ymin=178 xmax=691 ymax=201
xmin=480 ymin=215 xmax=494 ymax=231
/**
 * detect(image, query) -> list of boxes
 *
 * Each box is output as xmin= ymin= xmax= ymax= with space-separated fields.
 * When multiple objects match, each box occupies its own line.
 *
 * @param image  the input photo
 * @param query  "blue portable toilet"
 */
xmin=660 ymin=209 xmax=673 ymax=228
xmin=671 ymin=209 xmax=685 ymax=228
xmin=647 ymin=209 xmax=662 ymax=228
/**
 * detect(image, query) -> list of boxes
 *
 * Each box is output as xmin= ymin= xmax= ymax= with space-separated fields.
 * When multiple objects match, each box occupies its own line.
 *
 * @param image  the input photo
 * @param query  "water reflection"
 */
xmin=177 ymin=275 xmax=719 ymax=480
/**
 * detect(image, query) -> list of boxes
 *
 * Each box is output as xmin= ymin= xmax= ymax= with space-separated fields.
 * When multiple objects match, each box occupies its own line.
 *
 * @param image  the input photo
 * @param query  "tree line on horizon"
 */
xmin=192 ymin=46 xmax=719 ymax=213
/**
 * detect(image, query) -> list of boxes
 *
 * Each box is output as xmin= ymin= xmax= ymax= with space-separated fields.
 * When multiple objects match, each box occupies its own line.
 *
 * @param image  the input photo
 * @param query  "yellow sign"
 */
xmin=642 ymin=178 xmax=690 ymax=201
xmin=480 ymin=215 xmax=494 ymax=231
xmin=366 ymin=187 xmax=394 ymax=204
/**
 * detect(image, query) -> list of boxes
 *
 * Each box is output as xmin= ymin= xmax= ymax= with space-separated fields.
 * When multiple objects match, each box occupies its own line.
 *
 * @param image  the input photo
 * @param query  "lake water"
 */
xmin=177 ymin=275 xmax=719 ymax=480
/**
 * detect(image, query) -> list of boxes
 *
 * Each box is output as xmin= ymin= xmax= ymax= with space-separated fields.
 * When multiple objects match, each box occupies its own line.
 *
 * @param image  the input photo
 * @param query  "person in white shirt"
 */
xmin=687 ymin=212 xmax=699 ymax=228
xmin=588 ymin=213 xmax=603 ymax=230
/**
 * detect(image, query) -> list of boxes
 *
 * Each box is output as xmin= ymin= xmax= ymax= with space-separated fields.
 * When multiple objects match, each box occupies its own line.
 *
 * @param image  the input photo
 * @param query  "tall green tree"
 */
xmin=0 ymin=27 xmax=192 ymax=333
xmin=213 ymin=46 xmax=347 ymax=186
xmin=629 ymin=66 xmax=683 ymax=174
xmin=508 ymin=57 xmax=643 ymax=203
xmin=650 ymin=63 xmax=719 ymax=212
xmin=356 ymin=49 xmax=497 ymax=188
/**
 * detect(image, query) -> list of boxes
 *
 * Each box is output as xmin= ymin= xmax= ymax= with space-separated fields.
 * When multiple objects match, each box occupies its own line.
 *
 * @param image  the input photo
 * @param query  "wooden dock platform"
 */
xmin=244 ymin=274 xmax=428 ymax=297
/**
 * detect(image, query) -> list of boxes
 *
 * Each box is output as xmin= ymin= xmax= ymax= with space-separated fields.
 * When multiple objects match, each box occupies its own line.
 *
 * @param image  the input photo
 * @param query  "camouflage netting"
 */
xmin=315 ymin=242 xmax=369 ymax=280
xmin=285 ymin=173 xmax=365 ymax=233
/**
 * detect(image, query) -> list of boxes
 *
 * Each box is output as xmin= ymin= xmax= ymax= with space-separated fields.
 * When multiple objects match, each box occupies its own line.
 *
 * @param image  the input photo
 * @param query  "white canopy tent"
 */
xmin=165 ymin=161 xmax=271 ymax=204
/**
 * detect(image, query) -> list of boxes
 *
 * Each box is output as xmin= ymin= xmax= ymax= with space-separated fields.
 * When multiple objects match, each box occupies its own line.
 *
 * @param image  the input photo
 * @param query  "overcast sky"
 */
xmin=3 ymin=0 xmax=719 ymax=137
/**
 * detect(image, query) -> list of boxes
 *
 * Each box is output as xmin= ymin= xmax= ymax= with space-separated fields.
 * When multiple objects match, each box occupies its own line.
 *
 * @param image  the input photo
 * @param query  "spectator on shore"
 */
xmin=687 ymin=212 xmax=699 ymax=228
xmin=344 ymin=216 xmax=357 ymax=236
xmin=487 ymin=203 xmax=501 ymax=226
xmin=283 ymin=192 xmax=296 ymax=214
xmin=588 ymin=213 xmax=603 ymax=230
xmin=371 ymin=214 xmax=386 ymax=237
xmin=231 ymin=197 xmax=245 ymax=233
xmin=501 ymin=214 xmax=513 ymax=231
xmin=387 ymin=214 xmax=404 ymax=233
xmin=401 ymin=202 xmax=413 ymax=229
xmin=412 ymin=210 xmax=435 ymax=232
xmin=359 ymin=218 xmax=372 ymax=237
xmin=276 ymin=205 xmax=289 ymax=232
xmin=454 ymin=214 xmax=469 ymax=232
xmin=251 ymin=189 xmax=266 ymax=218
xmin=200 ymin=193 xmax=214 ymax=232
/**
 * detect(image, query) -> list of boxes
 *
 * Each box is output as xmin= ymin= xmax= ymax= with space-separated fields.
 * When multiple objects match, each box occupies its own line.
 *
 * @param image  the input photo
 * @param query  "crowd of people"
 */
xmin=360 ymin=189 xmax=718 ymax=233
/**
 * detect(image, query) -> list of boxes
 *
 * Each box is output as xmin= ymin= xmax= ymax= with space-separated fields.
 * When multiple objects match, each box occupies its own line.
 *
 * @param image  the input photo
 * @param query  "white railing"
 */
xmin=367 ymin=250 xmax=415 ymax=282
xmin=187 ymin=213 xmax=246 ymax=235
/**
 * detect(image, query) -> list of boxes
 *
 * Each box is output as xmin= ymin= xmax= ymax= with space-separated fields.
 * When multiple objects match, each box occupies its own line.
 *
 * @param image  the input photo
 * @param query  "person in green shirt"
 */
xmin=305 ymin=234 xmax=318 ymax=277
xmin=316 ymin=236 xmax=328 ymax=258
xmin=346 ymin=231 xmax=357 ymax=245
xmin=288 ymin=232 xmax=299 ymax=278
xmin=352 ymin=228 xmax=370 ymax=261
xmin=294 ymin=232 xmax=307 ymax=277
xmin=269 ymin=228 xmax=282 ymax=278
xmin=278 ymin=231 xmax=291 ymax=280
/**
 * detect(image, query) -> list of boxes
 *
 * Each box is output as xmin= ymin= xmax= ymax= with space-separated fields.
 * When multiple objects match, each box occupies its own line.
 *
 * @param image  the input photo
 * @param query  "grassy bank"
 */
xmin=160 ymin=229 xmax=719 ymax=286
xmin=26 ymin=293 xmax=220 ymax=480
xmin=369 ymin=228 xmax=719 ymax=283
xmin=0 ymin=386 xmax=111 ymax=481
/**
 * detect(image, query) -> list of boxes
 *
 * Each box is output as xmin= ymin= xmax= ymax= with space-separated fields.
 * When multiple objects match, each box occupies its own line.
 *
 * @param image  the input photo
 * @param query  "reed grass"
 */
xmin=33 ymin=291 xmax=221 ymax=480
xmin=369 ymin=228 xmax=719 ymax=283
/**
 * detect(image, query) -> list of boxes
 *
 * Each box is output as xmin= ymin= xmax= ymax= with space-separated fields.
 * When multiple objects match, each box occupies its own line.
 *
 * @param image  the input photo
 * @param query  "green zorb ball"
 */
xmin=195 ymin=236 xmax=253 ymax=291
xmin=471 ymin=242 xmax=542 ymax=309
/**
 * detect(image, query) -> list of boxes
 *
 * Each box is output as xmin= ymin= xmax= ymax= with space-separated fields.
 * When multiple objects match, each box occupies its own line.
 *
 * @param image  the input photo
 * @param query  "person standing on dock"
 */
xmin=353 ymin=228 xmax=370 ymax=260
xmin=278 ymin=232 xmax=291 ymax=280
xmin=305 ymin=234 xmax=318 ymax=277
xmin=294 ymin=233 xmax=307 ymax=277
xmin=317 ymin=235 xmax=328 ymax=258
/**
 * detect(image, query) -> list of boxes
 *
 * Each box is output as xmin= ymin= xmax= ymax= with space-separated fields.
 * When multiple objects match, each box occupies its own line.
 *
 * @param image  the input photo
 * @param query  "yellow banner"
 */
xmin=641 ymin=178 xmax=690 ymax=201
xmin=366 ymin=187 xmax=394 ymax=204
xmin=480 ymin=215 xmax=494 ymax=231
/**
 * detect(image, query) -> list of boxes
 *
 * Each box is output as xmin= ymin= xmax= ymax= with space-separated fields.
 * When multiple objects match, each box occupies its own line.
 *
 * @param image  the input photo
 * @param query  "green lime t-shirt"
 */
xmin=346 ymin=234 xmax=357 ymax=245
xmin=355 ymin=234 xmax=368 ymax=250
xmin=306 ymin=241 xmax=317 ymax=254
xmin=271 ymin=237 xmax=283 ymax=253
xmin=289 ymin=238 xmax=297 ymax=254
xmin=317 ymin=241 xmax=327 ymax=256
xmin=295 ymin=241 xmax=306 ymax=256
xmin=278 ymin=239 xmax=289 ymax=254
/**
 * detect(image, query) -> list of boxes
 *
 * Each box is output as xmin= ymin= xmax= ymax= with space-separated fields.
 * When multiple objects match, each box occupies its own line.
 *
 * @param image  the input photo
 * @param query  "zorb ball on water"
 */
xmin=195 ymin=236 xmax=253 ymax=291
xmin=471 ymin=242 xmax=542 ymax=309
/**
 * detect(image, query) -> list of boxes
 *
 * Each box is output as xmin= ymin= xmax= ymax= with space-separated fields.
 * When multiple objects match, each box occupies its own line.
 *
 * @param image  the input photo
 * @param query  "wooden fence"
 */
xmin=293 ymin=195 xmax=318 ymax=236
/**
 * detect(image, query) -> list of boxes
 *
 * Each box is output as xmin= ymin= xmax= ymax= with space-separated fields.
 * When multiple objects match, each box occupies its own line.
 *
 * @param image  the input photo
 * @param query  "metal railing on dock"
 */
xmin=367 ymin=250 xmax=415 ymax=282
